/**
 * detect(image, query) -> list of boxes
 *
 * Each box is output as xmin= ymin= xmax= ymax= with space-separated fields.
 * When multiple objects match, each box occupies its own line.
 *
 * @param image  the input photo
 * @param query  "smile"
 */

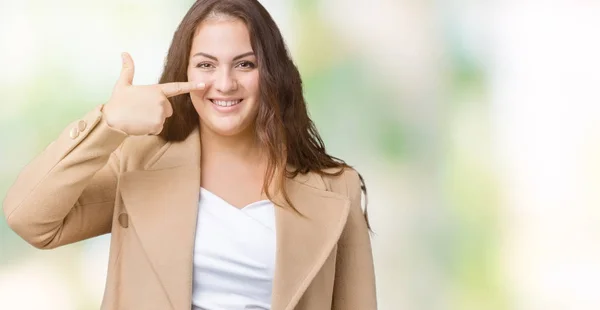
xmin=210 ymin=99 xmax=242 ymax=107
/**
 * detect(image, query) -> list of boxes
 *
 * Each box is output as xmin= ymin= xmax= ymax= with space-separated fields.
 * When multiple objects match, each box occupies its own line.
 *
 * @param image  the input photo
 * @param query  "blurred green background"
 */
xmin=2 ymin=1 xmax=600 ymax=309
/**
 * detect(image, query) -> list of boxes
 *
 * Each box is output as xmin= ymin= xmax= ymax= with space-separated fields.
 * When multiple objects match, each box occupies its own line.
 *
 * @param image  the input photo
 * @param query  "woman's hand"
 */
xmin=102 ymin=52 xmax=207 ymax=136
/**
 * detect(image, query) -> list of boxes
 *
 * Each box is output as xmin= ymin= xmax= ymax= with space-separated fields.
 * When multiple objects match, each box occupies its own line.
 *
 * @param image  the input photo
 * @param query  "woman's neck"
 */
xmin=199 ymin=125 xmax=264 ymax=163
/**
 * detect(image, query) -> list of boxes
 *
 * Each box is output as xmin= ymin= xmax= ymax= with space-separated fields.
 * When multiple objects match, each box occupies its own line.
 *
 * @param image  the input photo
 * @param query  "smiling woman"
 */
xmin=2 ymin=0 xmax=376 ymax=309
xmin=188 ymin=17 xmax=261 ymax=137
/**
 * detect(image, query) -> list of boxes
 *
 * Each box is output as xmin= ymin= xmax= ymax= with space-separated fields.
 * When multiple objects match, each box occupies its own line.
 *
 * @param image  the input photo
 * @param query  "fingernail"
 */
xmin=196 ymin=82 xmax=205 ymax=88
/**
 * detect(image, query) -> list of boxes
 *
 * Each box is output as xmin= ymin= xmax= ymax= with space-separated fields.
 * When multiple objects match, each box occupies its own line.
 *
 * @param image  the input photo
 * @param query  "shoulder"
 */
xmin=116 ymin=134 xmax=169 ymax=170
xmin=318 ymin=167 xmax=362 ymax=200
xmin=321 ymin=167 xmax=371 ymax=242
xmin=288 ymin=166 xmax=361 ymax=199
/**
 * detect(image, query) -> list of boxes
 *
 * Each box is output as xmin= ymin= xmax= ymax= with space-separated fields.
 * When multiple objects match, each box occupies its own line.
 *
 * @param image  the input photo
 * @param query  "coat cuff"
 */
xmin=48 ymin=104 xmax=128 ymax=161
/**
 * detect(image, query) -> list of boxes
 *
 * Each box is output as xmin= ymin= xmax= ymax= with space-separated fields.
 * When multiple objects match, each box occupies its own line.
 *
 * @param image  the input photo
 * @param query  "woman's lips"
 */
xmin=209 ymin=99 xmax=243 ymax=112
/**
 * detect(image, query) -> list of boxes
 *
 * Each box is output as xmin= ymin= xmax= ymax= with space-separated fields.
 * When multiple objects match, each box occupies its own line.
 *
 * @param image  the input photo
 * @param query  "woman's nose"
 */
xmin=214 ymin=68 xmax=238 ymax=93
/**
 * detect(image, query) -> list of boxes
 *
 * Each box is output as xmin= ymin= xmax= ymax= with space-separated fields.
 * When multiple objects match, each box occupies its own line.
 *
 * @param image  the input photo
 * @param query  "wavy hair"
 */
xmin=158 ymin=0 xmax=370 ymax=229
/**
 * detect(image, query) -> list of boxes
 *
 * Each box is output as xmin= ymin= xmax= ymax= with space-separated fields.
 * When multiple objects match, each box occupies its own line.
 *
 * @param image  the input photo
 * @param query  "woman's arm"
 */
xmin=332 ymin=169 xmax=378 ymax=309
xmin=2 ymin=104 xmax=128 ymax=249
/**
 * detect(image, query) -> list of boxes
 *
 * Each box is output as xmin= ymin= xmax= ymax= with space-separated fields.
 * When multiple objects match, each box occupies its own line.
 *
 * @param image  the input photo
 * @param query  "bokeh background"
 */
xmin=1 ymin=0 xmax=600 ymax=309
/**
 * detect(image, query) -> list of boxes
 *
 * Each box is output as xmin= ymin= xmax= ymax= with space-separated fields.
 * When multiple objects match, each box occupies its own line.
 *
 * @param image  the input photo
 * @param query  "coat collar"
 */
xmin=119 ymin=127 xmax=351 ymax=310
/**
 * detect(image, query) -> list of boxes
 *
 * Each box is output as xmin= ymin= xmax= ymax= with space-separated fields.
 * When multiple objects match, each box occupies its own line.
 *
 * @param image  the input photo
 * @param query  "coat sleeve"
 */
xmin=331 ymin=168 xmax=378 ymax=309
xmin=2 ymin=104 xmax=128 ymax=249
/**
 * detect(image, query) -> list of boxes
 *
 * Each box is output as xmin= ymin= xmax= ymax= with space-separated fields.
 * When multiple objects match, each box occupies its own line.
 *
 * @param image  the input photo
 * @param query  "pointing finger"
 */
xmin=160 ymin=81 xmax=207 ymax=98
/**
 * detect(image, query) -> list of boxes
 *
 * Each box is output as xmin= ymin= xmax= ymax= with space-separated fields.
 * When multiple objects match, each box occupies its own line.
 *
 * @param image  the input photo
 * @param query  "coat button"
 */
xmin=118 ymin=213 xmax=129 ymax=228
xmin=77 ymin=120 xmax=87 ymax=132
xmin=69 ymin=127 xmax=79 ymax=139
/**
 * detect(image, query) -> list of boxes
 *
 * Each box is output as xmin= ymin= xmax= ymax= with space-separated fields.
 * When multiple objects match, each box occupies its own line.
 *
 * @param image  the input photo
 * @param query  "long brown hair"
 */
xmin=158 ymin=0 xmax=370 ymax=228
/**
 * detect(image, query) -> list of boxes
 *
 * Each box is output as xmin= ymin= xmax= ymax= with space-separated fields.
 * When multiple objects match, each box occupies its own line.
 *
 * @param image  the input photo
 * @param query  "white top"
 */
xmin=192 ymin=187 xmax=276 ymax=310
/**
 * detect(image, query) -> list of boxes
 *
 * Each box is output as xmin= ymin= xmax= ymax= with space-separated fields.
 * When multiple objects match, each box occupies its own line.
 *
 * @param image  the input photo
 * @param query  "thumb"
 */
xmin=117 ymin=52 xmax=135 ymax=86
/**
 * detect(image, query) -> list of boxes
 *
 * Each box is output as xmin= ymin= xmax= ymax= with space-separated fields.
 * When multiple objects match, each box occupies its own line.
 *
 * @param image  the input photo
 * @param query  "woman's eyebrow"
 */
xmin=192 ymin=51 xmax=255 ymax=61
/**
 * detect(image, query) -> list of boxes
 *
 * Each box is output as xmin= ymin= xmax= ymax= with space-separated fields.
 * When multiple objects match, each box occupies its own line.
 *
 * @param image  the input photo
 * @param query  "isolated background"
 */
xmin=1 ymin=0 xmax=600 ymax=309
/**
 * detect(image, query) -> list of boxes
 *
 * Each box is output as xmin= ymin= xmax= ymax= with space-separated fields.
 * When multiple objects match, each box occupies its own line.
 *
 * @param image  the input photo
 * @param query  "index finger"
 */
xmin=160 ymin=81 xmax=207 ymax=98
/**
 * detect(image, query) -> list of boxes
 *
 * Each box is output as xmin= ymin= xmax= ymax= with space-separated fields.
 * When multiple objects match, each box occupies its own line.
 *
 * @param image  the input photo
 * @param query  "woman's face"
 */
xmin=187 ymin=17 xmax=260 ymax=137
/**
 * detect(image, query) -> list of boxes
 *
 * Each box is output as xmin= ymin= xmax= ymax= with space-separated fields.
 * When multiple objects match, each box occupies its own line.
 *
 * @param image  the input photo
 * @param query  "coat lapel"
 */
xmin=118 ymin=126 xmax=351 ymax=310
xmin=270 ymin=173 xmax=351 ymax=310
xmin=119 ymin=127 xmax=201 ymax=310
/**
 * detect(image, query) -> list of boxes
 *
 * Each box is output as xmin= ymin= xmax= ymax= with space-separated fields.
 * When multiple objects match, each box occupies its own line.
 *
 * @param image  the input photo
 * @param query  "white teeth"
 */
xmin=212 ymin=100 xmax=241 ymax=107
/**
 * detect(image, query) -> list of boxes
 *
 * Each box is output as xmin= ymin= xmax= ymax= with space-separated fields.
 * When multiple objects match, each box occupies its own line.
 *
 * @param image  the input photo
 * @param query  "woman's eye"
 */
xmin=237 ymin=61 xmax=256 ymax=69
xmin=195 ymin=63 xmax=213 ymax=69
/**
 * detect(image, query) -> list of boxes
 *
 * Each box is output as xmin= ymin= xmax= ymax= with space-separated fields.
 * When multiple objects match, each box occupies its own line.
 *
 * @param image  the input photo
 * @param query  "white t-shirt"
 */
xmin=192 ymin=187 xmax=276 ymax=310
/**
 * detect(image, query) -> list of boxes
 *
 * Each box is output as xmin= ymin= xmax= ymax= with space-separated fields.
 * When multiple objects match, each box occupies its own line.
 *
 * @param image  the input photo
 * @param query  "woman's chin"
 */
xmin=202 ymin=122 xmax=249 ymax=137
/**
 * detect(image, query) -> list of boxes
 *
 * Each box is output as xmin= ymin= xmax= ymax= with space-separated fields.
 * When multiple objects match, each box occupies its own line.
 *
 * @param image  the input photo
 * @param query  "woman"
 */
xmin=2 ymin=0 xmax=376 ymax=309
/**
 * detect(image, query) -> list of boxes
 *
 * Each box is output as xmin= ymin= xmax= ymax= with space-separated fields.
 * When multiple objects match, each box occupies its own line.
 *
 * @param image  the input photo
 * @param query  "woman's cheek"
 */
xmin=188 ymin=70 xmax=210 ymax=82
xmin=240 ymin=71 xmax=260 ymax=92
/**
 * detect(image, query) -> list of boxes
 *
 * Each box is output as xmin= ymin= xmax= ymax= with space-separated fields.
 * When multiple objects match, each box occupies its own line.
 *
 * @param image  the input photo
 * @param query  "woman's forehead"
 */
xmin=190 ymin=18 xmax=253 ymax=57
